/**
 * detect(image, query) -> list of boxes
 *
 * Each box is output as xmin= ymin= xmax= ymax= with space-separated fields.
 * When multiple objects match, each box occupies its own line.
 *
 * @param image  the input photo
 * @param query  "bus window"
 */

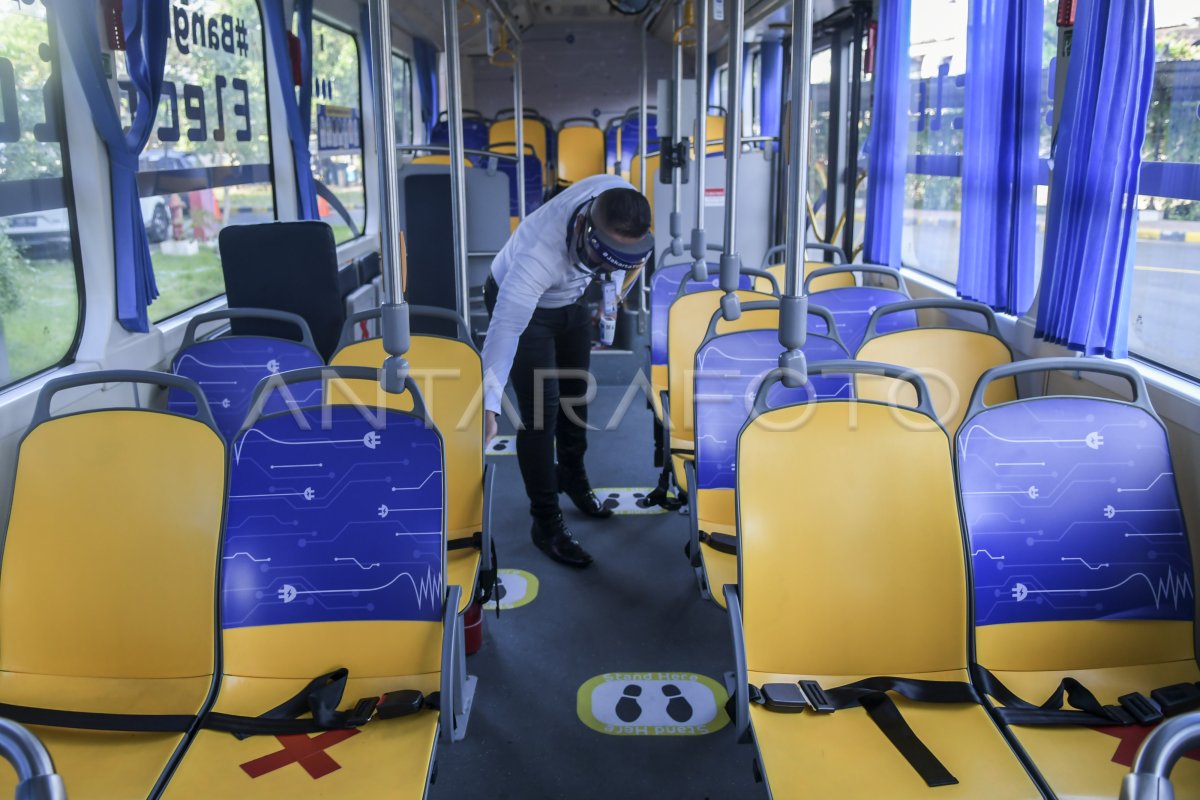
xmin=0 ymin=2 xmax=82 ymax=387
xmin=1128 ymin=1 xmax=1200 ymax=379
xmin=121 ymin=0 xmax=276 ymax=323
xmin=808 ymin=49 xmax=832 ymax=243
xmin=902 ymin=0 xmax=967 ymax=284
xmin=310 ymin=18 xmax=364 ymax=243
xmin=392 ymin=52 xmax=414 ymax=146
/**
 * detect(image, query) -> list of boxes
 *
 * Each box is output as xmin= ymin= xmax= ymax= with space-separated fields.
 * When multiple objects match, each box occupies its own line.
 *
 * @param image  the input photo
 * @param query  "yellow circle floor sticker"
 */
xmin=577 ymin=672 xmax=730 ymax=736
xmin=483 ymin=568 xmax=539 ymax=611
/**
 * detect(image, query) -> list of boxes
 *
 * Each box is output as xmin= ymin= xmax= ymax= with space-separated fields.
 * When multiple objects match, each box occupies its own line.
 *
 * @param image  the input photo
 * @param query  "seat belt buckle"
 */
xmin=799 ymin=680 xmax=836 ymax=713
xmin=343 ymin=696 xmax=380 ymax=727
xmin=1118 ymin=692 xmax=1164 ymax=725
xmin=760 ymin=683 xmax=810 ymax=713
xmin=1150 ymin=683 xmax=1200 ymax=717
xmin=1101 ymin=704 xmax=1136 ymax=726
xmin=376 ymin=690 xmax=426 ymax=719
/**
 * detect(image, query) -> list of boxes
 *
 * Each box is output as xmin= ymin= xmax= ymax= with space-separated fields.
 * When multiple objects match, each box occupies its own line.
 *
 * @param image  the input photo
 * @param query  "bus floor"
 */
xmin=429 ymin=386 xmax=763 ymax=799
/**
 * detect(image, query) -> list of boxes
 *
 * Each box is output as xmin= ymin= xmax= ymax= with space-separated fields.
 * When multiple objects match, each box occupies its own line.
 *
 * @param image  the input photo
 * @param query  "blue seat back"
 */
xmin=224 ymin=403 xmax=445 ymax=628
xmin=650 ymin=263 xmax=752 ymax=366
xmin=618 ymin=113 xmax=657 ymax=174
xmin=170 ymin=337 xmax=324 ymax=441
xmin=807 ymin=286 xmax=915 ymax=353
xmin=496 ymin=153 xmax=544 ymax=215
xmin=695 ymin=330 xmax=851 ymax=490
xmin=431 ymin=117 xmax=490 ymax=152
xmin=958 ymin=395 xmax=1192 ymax=627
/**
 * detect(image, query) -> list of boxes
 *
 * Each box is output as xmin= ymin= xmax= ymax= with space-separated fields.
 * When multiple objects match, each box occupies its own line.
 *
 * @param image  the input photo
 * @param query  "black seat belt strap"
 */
xmin=447 ymin=532 xmax=483 ymax=552
xmin=751 ymin=676 xmax=978 ymax=788
xmin=972 ymin=665 xmax=1133 ymax=727
xmin=860 ymin=692 xmax=958 ymax=788
xmin=204 ymin=668 xmax=439 ymax=738
xmin=698 ymin=530 xmax=738 ymax=555
xmin=0 ymin=703 xmax=194 ymax=733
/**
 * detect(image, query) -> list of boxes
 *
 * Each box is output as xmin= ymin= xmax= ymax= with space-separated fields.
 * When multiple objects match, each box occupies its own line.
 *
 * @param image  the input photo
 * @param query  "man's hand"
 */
xmin=485 ymin=411 xmax=498 ymax=445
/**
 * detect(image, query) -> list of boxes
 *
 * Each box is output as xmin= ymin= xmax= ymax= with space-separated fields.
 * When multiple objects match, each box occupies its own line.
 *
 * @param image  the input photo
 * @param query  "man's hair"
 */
xmin=593 ymin=188 xmax=652 ymax=239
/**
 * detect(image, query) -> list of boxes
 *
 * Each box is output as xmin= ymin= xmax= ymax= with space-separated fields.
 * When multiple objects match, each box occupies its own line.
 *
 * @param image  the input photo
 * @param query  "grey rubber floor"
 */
xmin=428 ymin=387 xmax=767 ymax=800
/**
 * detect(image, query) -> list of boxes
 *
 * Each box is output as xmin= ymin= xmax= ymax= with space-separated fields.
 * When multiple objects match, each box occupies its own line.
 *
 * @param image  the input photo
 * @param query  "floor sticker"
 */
xmin=483 ymin=568 xmax=539 ymax=611
xmin=486 ymin=435 xmax=516 ymax=456
xmin=593 ymin=488 xmax=673 ymax=515
xmin=577 ymin=672 xmax=730 ymax=736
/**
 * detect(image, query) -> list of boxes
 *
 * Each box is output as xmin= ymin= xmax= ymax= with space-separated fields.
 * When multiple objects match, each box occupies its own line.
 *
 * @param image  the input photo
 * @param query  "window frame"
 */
xmin=0 ymin=4 xmax=87 ymax=391
xmin=310 ymin=13 xmax=367 ymax=245
xmin=392 ymin=50 xmax=414 ymax=146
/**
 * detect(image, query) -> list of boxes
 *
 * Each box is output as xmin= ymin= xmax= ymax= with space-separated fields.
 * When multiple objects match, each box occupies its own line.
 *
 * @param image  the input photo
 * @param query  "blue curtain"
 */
xmin=759 ymin=39 xmax=784 ymax=144
xmin=956 ymin=0 xmax=1041 ymax=313
xmin=295 ymin=0 xmax=314 ymax=146
xmin=59 ymin=0 xmax=168 ymax=332
xmin=413 ymin=37 xmax=439 ymax=140
xmin=262 ymin=0 xmax=319 ymax=219
xmin=708 ymin=60 xmax=720 ymax=111
xmin=862 ymin=0 xmax=911 ymax=268
xmin=1036 ymin=0 xmax=1155 ymax=357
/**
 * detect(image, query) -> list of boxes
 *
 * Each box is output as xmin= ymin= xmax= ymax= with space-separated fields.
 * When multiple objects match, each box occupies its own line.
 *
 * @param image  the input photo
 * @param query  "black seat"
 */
xmin=219 ymin=221 xmax=346 ymax=360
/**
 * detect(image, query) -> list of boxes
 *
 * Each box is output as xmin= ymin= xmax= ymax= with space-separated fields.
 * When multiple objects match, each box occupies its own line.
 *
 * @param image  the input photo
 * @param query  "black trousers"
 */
xmin=485 ymin=276 xmax=593 ymax=519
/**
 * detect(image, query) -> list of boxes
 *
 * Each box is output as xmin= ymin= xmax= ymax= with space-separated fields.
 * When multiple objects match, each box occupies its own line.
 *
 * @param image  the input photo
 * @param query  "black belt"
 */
xmin=750 ymin=676 xmax=980 ymax=788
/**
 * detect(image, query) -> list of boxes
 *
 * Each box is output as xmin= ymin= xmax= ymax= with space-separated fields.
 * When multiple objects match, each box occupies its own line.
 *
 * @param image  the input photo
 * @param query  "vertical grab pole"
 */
xmin=368 ymin=0 xmax=409 ymax=391
xmin=668 ymin=0 xmax=686 ymax=258
xmin=778 ymin=0 xmax=815 ymax=386
xmin=718 ymin=0 xmax=745 ymax=321
xmin=843 ymin=1 xmax=867 ymax=260
xmin=513 ymin=37 xmax=527 ymax=221
xmin=443 ymin=0 xmax=470 ymax=324
xmin=689 ymin=0 xmax=708 ymax=282
xmin=638 ymin=18 xmax=650 ymax=311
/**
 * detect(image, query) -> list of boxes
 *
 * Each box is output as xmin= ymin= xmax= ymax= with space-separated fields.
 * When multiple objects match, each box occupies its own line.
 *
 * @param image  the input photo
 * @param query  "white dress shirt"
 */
xmin=482 ymin=174 xmax=634 ymax=414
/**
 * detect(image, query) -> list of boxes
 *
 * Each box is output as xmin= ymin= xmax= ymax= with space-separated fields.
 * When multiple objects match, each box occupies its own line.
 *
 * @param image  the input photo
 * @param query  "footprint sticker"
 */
xmin=486 ymin=435 xmax=517 ymax=456
xmin=594 ymin=488 xmax=671 ymax=515
xmin=663 ymin=684 xmax=693 ymax=723
xmin=578 ymin=672 xmax=730 ymax=736
xmin=602 ymin=493 xmax=621 ymax=513
xmin=616 ymin=685 xmax=642 ymax=723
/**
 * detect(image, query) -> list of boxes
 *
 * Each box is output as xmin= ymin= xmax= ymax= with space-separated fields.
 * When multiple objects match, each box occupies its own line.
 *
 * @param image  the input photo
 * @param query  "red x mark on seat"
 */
xmin=1096 ymin=724 xmax=1200 ymax=767
xmin=240 ymin=729 xmax=361 ymax=780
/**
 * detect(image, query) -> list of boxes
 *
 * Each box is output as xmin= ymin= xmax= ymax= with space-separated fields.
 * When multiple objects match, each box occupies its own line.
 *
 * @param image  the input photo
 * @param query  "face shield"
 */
xmin=569 ymin=200 xmax=654 ymax=299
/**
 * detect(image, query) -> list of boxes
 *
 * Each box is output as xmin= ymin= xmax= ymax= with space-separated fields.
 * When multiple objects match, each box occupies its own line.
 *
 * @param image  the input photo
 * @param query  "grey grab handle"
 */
xmin=759 ymin=242 xmax=848 ymax=270
xmin=34 ymin=369 xmax=219 ymax=433
xmin=862 ymin=298 xmax=1002 ymax=343
xmin=673 ymin=264 xmax=779 ymax=299
xmin=751 ymin=360 xmax=937 ymax=419
xmin=245 ymin=366 xmax=430 ymax=426
xmin=701 ymin=301 xmax=845 ymax=353
xmin=1120 ymin=711 xmax=1200 ymax=800
xmin=804 ymin=264 xmax=907 ymax=295
xmin=0 ymin=719 xmax=66 ymax=800
xmin=559 ymin=117 xmax=600 ymax=129
xmin=180 ymin=308 xmax=317 ymax=353
xmin=339 ymin=305 xmax=473 ymax=349
xmin=965 ymin=357 xmax=1152 ymax=422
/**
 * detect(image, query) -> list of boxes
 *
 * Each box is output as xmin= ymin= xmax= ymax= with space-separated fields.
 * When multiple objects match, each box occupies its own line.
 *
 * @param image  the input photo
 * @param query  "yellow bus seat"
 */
xmin=689 ymin=304 xmax=850 ymax=608
xmin=332 ymin=307 xmax=495 ymax=618
xmin=490 ymin=115 xmax=551 ymax=188
xmin=956 ymin=358 xmax=1200 ymax=798
xmin=557 ymin=120 xmax=605 ymax=186
xmin=411 ymin=154 xmax=475 ymax=166
xmin=705 ymin=114 xmax=725 ymax=154
xmin=169 ymin=308 xmax=324 ymax=442
xmin=648 ymin=262 xmax=754 ymax=422
xmin=162 ymin=367 xmax=457 ymax=797
xmin=665 ymin=286 xmax=776 ymax=493
xmin=804 ymin=264 xmax=913 ymax=352
xmin=856 ymin=299 xmax=1016 ymax=435
xmin=758 ymin=262 xmax=856 ymax=294
xmin=727 ymin=362 xmax=1042 ymax=797
xmin=628 ymin=153 xmax=660 ymax=226
xmin=0 ymin=372 xmax=226 ymax=799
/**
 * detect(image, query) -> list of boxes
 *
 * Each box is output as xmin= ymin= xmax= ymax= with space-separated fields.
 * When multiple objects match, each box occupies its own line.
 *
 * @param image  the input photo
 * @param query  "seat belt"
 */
xmin=0 ymin=703 xmax=194 ymax=733
xmin=750 ymin=676 xmax=980 ymax=788
xmin=205 ymin=668 xmax=439 ymax=738
xmin=447 ymin=531 xmax=501 ymax=610
xmin=972 ymin=665 xmax=1200 ymax=727
xmin=698 ymin=530 xmax=738 ymax=555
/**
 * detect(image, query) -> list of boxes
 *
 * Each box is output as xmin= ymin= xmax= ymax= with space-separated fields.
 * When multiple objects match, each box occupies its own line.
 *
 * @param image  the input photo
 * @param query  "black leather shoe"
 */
xmin=557 ymin=464 xmax=614 ymax=519
xmin=531 ymin=513 xmax=593 ymax=568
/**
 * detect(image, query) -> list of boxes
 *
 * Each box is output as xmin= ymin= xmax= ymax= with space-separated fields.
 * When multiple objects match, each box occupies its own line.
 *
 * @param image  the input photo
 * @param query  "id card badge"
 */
xmin=602 ymin=279 xmax=618 ymax=316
